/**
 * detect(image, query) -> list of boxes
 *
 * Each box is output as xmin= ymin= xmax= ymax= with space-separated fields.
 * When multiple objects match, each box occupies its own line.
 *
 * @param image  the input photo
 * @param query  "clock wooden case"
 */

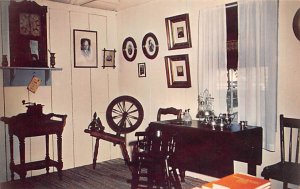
xmin=9 ymin=0 xmax=48 ymax=67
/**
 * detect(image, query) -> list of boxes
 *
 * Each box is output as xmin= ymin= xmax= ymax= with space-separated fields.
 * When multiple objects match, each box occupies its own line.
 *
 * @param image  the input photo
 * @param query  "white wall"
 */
xmin=117 ymin=0 xmax=300 ymax=189
xmin=1 ymin=0 xmax=299 ymax=188
xmin=0 ymin=0 xmax=121 ymax=182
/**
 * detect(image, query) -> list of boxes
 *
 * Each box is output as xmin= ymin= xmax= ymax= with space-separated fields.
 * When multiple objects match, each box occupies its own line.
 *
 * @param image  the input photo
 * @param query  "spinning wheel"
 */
xmin=85 ymin=95 xmax=144 ymax=171
xmin=106 ymin=95 xmax=144 ymax=134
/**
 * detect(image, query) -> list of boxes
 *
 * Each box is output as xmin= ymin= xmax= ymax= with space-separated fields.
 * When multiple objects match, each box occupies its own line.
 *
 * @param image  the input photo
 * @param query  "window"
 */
xmin=226 ymin=3 xmax=238 ymax=120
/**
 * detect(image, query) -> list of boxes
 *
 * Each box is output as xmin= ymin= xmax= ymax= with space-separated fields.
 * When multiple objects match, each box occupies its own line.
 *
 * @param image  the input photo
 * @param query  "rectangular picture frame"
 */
xmin=103 ymin=48 xmax=116 ymax=68
xmin=138 ymin=63 xmax=146 ymax=77
xmin=73 ymin=29 xmax=98 ymax=68
xmin=164 ymin=54 xmax=191 ymax=88
xmin=165 ymin=13 xmax=192 ymax=50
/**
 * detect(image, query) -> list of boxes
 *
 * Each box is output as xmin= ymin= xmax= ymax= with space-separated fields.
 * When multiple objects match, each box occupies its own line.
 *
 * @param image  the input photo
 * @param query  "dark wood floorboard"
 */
xmin=0 ymin=159 xmax=206 ymax=189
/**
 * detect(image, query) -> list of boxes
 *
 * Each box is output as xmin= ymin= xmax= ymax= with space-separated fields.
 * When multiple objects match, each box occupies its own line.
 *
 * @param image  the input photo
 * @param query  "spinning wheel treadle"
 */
xmin=106 ymin=95 xmax=144 ymax=134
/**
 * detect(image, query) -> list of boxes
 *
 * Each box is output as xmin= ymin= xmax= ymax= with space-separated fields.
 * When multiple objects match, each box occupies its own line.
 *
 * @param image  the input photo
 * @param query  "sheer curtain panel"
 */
xmin=238 ymin=0 xmax=278 ymax=151
xmin=198 ymin=5 xmax=227 ymax=114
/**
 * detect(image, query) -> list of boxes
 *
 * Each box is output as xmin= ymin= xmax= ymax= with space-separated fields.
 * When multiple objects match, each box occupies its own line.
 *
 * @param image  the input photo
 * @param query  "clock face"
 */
xmin=30 ymin=14 xmax=41 ymax=36
xmin=19 ymin=13 xmax=41 ymax=36
xmin=19 ymin=13 xmax=30 ymax=35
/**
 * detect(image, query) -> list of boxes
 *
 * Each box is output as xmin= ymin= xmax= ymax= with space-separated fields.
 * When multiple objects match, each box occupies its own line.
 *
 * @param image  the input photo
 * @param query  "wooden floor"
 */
xmin=0 ymin=159 xmax=206 ymax=189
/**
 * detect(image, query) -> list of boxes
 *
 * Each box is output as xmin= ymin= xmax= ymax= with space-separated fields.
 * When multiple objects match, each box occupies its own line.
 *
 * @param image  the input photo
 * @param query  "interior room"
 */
xmin=0 ymin=0 xmax=299 ymax=188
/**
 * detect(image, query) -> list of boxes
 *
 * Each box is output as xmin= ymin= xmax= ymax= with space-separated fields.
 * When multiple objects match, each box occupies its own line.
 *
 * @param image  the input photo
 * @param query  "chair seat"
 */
xmin=261 ymin=161 xmax=300 ymax=185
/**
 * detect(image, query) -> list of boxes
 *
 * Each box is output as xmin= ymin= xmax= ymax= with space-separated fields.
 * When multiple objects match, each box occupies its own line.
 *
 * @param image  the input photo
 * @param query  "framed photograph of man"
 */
xmin=165 ymin=13 xmax=192 ymax=50
xmin=73 ymin=29 xmax=98 ymax=68
xmin=164 ymin=54 xmax=191 ymax=88
xmin=102 ymin=48 xmax=116 ymax=68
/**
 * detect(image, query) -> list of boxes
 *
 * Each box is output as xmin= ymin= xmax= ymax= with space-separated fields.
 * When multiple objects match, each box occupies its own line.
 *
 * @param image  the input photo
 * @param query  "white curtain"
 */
xmin=198 ymin=5 xmax=227 ymax=114
xmin=238 ymin=0 xmax=278 ymax=151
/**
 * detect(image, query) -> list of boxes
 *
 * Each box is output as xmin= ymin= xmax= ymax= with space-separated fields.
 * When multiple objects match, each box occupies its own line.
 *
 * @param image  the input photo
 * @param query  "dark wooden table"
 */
xmin=147 ymin=120 xmax=262 ymax=180
xmin=1 ymin=113 xmax=67 ymax=180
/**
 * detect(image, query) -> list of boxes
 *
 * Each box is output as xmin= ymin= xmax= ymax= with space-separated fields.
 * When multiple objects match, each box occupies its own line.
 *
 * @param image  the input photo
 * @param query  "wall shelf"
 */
xmin=0 ymin=66 xmax=63 ymax=86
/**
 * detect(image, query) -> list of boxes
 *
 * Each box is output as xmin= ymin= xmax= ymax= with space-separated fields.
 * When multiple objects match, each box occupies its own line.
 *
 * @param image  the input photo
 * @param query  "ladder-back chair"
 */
xmin=261 ymin=114 xmax=300 ymax=189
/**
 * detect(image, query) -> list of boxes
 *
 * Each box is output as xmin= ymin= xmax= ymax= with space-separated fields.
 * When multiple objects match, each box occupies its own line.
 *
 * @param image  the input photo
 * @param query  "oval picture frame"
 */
xmin=142 ymin=32 xmax=159 ymax=59
xmin=293 ymin=8 xmax=300 ymax=41
xmin=122 ymin=37 xmax=137 ymax=62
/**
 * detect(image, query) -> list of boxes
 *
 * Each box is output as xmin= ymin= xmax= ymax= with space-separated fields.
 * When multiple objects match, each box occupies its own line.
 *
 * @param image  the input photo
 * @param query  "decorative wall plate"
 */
xmin=122 ymin=37 xmax=137 ymax=62
xmin=293 ymin=8 xmax=300 ymax=41
xmin=142 ymin=32 xmax=159 ymax=59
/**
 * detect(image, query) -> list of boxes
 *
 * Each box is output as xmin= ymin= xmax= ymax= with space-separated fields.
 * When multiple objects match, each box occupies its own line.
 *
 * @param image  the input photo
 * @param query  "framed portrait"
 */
xmin=138 ymin=63 xmax=146 ymax=77
xmin=73 ymin=29 xmax=98 ymax=68
xmin=102 ymin=48 xmax=116 ymax=68
xmin=122 ymin=37 xmax=137 ymax=62
xmin=165 ymin=13 xmax=192 ymax=50
xmin=142 ymin=32 xmax=159 ymax=59
xmin=164 ymin=54 xmax=191 ymax=88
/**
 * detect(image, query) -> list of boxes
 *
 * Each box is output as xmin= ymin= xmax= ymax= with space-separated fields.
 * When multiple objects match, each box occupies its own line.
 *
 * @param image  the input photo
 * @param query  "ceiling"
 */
xmin=44 ymin=0 xmax=155 ymax=12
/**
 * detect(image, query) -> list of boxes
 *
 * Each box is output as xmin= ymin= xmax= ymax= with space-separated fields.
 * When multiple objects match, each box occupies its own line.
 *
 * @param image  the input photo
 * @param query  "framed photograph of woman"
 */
xmin=73 ymin=29 xmax=98 ymax=68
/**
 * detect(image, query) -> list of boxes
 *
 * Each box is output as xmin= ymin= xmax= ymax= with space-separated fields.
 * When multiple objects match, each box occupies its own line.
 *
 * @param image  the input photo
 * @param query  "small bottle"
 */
xmin=183 ymin=109 xmax=192 ymax=123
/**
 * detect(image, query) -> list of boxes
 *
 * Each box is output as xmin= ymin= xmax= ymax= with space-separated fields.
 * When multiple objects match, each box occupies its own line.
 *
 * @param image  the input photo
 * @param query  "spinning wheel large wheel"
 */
xmin=106 ymin=95 xmax=144 ymax=134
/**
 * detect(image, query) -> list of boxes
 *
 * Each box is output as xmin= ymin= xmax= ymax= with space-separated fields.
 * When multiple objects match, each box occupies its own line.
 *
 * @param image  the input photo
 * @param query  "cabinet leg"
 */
xmin=93 ymin=138 xmax=100 ymax=169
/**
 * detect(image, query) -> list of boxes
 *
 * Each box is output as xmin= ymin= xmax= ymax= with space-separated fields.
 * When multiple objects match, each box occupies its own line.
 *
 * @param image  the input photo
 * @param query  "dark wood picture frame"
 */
xmin=122 ymin=37 xmax=137 ymax=62
xmin=165 ymin=13 xmax=192 ymax=50
xmin=138 ymin=63 xmax=146 ymax=77
xmin=102 ymin=48 xmax=116 ymax=69
xmin=73 ymin=29 xmax=98 ymax=68
xmin=142 ymin=32 xmax=159 ymax=59
xmin=164 ymin=54 xmax=191 ymax=88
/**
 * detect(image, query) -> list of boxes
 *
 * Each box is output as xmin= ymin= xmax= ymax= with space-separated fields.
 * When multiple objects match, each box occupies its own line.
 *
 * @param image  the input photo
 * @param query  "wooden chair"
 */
xmin=157 ymin=107 xmax=182 ymax=121
xmin=131 ymin=130 xmax=181 ymax=189
xmin=130 ymin=107 xmax=182 ymax=189
xmin=261 ymin=114 xmax=300 ymax=189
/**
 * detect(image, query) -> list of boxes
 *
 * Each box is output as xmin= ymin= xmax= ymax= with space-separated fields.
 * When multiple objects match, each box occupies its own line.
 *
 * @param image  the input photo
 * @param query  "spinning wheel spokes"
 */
xmin=106 ymin=95 xmax=144 ymax=134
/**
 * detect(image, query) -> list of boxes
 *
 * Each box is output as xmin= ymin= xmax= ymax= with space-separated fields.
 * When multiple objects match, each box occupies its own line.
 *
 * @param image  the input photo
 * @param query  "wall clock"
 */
xmin=142 ymin=32 xmax=159 ymax=59
xmin=293 ymin=8 xmax=300 ymax=41
xmin=122 ymin=37 xmax=137 ymax=62
xmin=9 ymin=1 xmax=48 ymax=67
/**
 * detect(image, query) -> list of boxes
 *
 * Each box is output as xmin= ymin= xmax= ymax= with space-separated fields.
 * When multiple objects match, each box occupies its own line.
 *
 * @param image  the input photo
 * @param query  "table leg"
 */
xmin=179 ymin=169 xmax=185 ymax=182
xmin=93 ymin=138 xmax=100 ymax=169
xmin=57 ymin=134 xmax=63 ymax=179
xmin=45 ymin=134 xmax=50 ymax=174
xmin=9 ymin=134 xmax=15 ymax=181
xmin=19 ymin=137 xmax=26 ymax=180
xmin=248 ymin=163 xmax=257 ymax=176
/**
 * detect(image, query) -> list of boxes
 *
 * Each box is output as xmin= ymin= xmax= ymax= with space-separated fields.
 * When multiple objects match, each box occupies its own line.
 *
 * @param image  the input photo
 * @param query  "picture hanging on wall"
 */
xmin=102 ymin=48 xmax=116 ymax=68
xmin=165 ymin=13 xmax=192 ymax=50
xmin=122 ymin=37 xmax=137 ymax=62
xmin=73 ymin=29 xmax=98 ymax=68
xmin=142 ymin=32 xmax=159 ymax=59
xmin=164 ymin=54 xmax=191 ymax=88
xmin=138 ymin=63 xmax=146 ymax=77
